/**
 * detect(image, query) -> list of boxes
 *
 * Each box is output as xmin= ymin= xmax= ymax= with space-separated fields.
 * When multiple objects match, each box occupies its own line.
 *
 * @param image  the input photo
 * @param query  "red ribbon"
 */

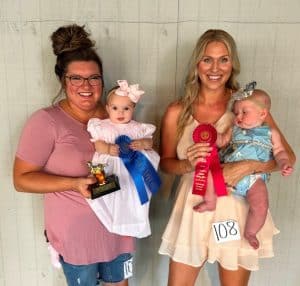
xmin=192 ymin=124 xmax=227 ymax=197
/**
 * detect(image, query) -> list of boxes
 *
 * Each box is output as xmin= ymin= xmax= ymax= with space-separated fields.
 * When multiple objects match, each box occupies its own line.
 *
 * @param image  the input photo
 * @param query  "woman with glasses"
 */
xmin=13 ymin=24 xmax=134 ymax=286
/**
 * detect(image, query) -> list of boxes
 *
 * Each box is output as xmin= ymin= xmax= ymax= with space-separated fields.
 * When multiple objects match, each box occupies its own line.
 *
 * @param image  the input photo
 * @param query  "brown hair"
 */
xmin=51 ymin=24 xmax=103 ymax=102
xmin=177 ymin=29 xmax=240 ymax=138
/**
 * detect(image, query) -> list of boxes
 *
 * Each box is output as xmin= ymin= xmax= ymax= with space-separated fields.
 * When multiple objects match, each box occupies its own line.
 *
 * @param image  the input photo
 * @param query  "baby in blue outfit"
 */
xmin=194 ymin=85 xmax=294 ymax=250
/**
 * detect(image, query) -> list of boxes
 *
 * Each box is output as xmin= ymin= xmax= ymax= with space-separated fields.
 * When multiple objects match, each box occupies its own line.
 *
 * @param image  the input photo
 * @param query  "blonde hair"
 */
xmin=177 ymin=29 xmax=240 ymax=138
xmin=105 ymin=86 xmax=119 ymax=104
xmin=242 ymin=89 xmax=271 ymax=110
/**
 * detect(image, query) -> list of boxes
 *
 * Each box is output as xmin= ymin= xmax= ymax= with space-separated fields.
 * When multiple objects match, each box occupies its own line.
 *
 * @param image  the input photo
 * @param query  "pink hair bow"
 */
xmin=115 ymin=80 xmax=145 ymax=103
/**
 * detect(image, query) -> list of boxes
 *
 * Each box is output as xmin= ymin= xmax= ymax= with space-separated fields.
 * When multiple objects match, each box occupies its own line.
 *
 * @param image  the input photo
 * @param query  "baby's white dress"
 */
xmin=87 ymin=118 xmax=160 ymax=238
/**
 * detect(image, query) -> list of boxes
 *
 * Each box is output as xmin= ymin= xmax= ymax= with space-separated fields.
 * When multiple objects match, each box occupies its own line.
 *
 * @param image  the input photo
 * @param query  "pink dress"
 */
xmin=16 ymin=105 xmax=135 ymax=265
xmin=158 ymin=115 xmax=279 ymax=271
xmin=87 ymin=118 xmax=160 ymax=238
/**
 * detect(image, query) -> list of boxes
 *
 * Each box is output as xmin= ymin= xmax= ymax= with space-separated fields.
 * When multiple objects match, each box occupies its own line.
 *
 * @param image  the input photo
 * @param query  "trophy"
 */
xmin=87 ymin=162 xmax=120 ymax=199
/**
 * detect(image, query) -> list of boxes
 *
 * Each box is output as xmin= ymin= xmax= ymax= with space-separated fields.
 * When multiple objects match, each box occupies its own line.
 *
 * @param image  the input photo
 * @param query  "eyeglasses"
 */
xmin=65 ymin=75 xmax=103 ymax=87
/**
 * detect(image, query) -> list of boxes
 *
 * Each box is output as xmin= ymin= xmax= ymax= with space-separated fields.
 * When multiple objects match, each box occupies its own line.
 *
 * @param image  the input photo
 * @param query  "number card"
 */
xmin=212 ymin=220 xmax=241 ymax=243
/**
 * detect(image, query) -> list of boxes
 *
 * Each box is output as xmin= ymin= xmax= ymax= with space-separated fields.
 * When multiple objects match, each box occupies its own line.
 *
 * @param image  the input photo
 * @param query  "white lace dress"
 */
xmin=87 ymin=118 xmax=160 ymax=238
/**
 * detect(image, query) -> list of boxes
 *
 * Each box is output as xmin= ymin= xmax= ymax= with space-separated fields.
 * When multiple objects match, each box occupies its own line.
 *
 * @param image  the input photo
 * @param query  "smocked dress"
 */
xmin=222 ymin=125 xmax=273 ymax=196
xmin=87 ymin=118 xmax=160 ymax=238
xmin=158 ymin=115 xmax=279 ymax=271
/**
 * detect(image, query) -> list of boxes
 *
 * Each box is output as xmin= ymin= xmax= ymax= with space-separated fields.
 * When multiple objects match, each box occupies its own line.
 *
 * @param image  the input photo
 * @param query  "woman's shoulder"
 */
xmin=27 ymin=105 xmax=59 ymax=123
xmin=164 ymin=100 xmax=183 ymax=118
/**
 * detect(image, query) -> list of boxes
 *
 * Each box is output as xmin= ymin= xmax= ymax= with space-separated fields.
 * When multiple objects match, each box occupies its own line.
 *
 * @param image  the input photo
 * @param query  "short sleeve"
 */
xmin=139 ymin=123 xmax=156 ymax=138
xmin=16 ymin=109 xmax=56 ymax=167
xmin=87 ymin=118 xmax=106 ymax=141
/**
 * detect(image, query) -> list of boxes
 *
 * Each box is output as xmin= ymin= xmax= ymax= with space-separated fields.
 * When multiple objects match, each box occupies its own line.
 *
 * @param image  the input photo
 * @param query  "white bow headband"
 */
xmin=115 ymin=80 xmax=145 ymax=103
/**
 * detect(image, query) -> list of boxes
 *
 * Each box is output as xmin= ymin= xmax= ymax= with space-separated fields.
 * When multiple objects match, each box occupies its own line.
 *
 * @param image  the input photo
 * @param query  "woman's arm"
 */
xmin=222 ymin=160 xmax=276 ymax=187
xmin=13 ymin=157 xmax=95 ymax=198
xmin=160 ymin=102 xmax=190 ymax=175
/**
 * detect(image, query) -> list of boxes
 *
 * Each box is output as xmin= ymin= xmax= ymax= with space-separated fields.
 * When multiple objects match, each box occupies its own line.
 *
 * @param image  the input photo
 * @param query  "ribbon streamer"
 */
xmin=116 ymin=135 xmax=161 ymax=204
xmin=192 ymin=124 xmax=227 ymax=197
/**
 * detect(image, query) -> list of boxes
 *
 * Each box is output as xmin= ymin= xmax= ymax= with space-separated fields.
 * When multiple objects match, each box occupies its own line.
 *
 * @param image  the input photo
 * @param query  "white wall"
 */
xmin=1 ymin=0 xmax=299 ymax=285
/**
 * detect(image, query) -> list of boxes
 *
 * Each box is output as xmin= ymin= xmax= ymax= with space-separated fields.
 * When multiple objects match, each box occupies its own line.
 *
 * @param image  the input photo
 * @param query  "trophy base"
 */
xmin=89 ymin=174 xmax=120 ymax=199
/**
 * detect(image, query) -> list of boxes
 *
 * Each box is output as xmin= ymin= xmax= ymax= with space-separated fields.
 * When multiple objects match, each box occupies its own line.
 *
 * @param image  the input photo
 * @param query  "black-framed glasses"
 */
xmin=65 ymin=75 xmax=103 ymax=87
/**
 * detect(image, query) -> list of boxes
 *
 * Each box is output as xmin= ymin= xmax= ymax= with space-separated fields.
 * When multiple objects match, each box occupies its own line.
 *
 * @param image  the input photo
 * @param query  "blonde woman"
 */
xmin=158 ymin=29 xmax=295 ymax=286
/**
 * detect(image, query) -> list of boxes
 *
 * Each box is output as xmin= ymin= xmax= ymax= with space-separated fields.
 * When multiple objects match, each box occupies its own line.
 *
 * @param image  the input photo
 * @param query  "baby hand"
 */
xmin=107 ymin=144 xmax=120 ymax=156
xmin=281 ymin=164 xmax=293 ymax=176
xmin=130 ymin=138 xmax=153 ymax=150
xmin=94 ymin=140 xmax=119 ymax=156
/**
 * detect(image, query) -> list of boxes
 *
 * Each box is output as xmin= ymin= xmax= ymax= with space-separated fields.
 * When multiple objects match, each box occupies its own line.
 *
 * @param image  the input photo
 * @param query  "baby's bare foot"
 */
xmin=193 ymin=201 xmax=216 ymax=212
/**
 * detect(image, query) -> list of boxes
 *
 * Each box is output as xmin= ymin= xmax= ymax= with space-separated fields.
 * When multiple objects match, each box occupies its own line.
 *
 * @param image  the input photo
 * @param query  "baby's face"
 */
xmin=233 ymin=100 xmax=266 ymax=129
xmin=106 ymin=93 xmax=135 ymax=124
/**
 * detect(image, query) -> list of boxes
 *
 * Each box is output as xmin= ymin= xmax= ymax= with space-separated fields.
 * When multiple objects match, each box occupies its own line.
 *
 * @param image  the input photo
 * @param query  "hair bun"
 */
xmin=51 ymin=24 xmax=94 ymax=56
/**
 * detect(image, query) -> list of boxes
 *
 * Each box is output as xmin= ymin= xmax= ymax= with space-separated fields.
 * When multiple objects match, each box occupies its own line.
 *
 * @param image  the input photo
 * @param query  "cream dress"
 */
xmin=158 ymin=116 xmax=279 ymax=271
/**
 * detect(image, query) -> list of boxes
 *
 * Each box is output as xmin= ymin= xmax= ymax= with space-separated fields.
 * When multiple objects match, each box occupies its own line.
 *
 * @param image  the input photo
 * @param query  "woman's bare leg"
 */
xmin=168 ymin=259 xmax=202 ymax=286
xmin=218 ymin=264 xmax=251 ymax=286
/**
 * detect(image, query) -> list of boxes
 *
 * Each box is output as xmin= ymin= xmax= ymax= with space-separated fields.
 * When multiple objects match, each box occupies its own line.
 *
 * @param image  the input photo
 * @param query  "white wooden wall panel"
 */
xmin=1 ymin=0 xmax=299 ymax=285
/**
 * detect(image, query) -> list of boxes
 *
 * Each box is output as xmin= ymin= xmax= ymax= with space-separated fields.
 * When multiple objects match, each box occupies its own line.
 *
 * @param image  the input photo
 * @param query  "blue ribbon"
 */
xmin=115 ymin=135 xmax=161 ymax=204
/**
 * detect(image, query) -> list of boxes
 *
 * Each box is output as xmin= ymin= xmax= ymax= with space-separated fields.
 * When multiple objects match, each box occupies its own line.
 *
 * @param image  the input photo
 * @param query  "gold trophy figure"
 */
xmin=87 ymin=162 xmax=120 ymax=199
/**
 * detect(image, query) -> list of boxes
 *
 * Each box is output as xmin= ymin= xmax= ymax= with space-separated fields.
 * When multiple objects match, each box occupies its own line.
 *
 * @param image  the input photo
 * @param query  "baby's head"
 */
xmin=233 ymin=89 xmax=271 ymax=129
xmin=106 ymin=80 xmax=144 ymax=124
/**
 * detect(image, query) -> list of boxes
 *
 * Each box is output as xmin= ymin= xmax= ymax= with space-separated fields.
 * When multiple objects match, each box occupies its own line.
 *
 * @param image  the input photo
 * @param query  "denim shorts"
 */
xmin=60 ymin=253 xmax=133 ymax=286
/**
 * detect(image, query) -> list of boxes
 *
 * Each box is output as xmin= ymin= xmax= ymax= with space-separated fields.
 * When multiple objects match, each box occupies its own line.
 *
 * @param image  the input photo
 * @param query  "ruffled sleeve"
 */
xmin=87 ymin=118 xmax=106 ymax=142
xmin=137 ymin=123 xmax=156 ymax=138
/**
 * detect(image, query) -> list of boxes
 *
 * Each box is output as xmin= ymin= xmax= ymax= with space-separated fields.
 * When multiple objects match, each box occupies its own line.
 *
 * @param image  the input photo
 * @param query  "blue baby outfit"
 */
xmin=222 ymin=125 xmax=273 ymax=196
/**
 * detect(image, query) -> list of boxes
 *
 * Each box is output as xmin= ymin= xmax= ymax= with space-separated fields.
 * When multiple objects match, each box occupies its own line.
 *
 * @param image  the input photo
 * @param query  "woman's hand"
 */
xmin=186 ymin=142 xmax=212 ymax=167
xmin=130 ymin=138 xmax=153 ymax=150
xmin=94 ymin=140 xmax=119 ymax=156
xmin=222 ymin=159 xmax=277 ymax=188
xmin=73 ymin=177 xmax=97 ymax=199
xmin=222 ymin=161 xmax=246 ymax=187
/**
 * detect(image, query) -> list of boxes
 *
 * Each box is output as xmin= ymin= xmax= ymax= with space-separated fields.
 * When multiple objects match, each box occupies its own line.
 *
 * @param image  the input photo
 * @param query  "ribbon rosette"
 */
xmin=115 ymin=80 xmax=145 ymax=103
xmin=192 ymin=124 xmax=227 ymax=197
xmin=115 ymin=135 xmax=161 ymax=204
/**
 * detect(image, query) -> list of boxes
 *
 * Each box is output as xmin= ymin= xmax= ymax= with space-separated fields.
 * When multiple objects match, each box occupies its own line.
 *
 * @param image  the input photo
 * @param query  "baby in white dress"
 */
xmin=87 ymin=80 xmax=161 ymax=238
